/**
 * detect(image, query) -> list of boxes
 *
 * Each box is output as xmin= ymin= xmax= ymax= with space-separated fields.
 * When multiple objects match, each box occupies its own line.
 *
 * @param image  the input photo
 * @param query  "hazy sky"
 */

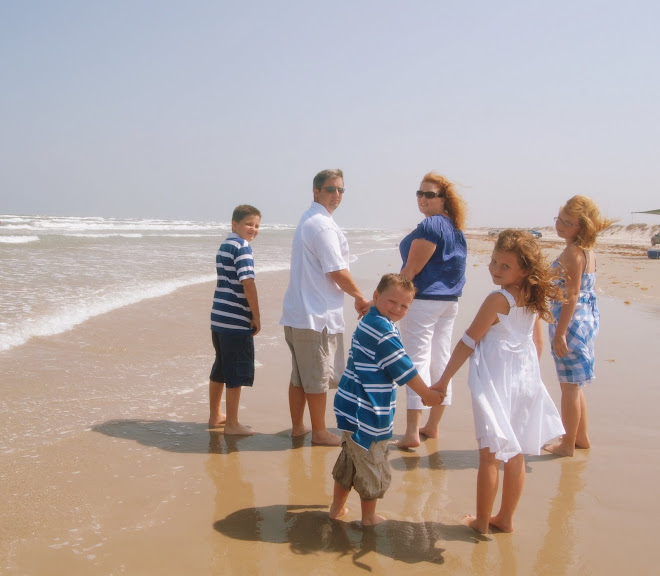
xmin=1 ymin=1 xmax=658 ymax=229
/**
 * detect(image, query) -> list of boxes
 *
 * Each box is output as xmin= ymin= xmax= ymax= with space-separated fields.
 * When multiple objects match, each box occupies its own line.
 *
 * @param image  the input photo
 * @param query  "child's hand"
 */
xmin=429 ymin=381 xmax=448 ymax=398
xmin=250 ymin=318 xmax=261 ymax=336
xmin=422 ymin=390 xmax=446 ymax=406
xmin=552 ymin=333 xmax=568 ymax=357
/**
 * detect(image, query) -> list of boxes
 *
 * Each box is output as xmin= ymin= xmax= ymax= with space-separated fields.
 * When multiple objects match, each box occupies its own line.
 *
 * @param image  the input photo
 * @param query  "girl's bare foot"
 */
xmin=461 ymin=514 xmax=490 ymax=534
xmin=419 ymin=425 xmax=439 ymax=438
xmin=489 ymin=514 xmax=514 ymax=533
xmin=329 ymin=505 xmax=349 ymax=520
xmin=361 ymin=514 xmax=386 ymax=526
xmin=291 ymin=425 xmax=311 ymax=437
xmin=543 ymin=440 xmax=574 ymax=457
xmin=393 ymin=434 xmax=421 ymax=449
xmin=311 ymin=430 xmax=341 ymax=446
xmin=223 ymin=422 xmax=255 ymax=436
xmin=575 ymin=436 xmax=591 ymax=449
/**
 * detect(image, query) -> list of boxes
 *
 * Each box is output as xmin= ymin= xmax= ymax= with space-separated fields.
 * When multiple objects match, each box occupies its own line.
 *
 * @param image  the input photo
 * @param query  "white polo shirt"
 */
xmin=280 ymin=201 xmax=350 ymax=334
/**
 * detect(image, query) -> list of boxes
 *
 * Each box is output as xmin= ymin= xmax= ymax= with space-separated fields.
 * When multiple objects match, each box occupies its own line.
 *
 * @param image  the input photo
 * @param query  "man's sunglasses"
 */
xmin=322 ymin=186 xmax=345 ymax=194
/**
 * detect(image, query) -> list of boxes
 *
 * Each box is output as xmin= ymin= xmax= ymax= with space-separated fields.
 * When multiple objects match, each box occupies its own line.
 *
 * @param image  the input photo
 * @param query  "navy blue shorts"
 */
xmin=210 ymin=330 xmax=255 ymax=388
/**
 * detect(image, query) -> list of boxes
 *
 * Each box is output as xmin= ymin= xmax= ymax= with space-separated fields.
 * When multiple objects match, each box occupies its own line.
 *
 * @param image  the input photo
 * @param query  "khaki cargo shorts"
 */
xmin=332 ymin=431 xmax=391 ymax=500
xmin=284 ymin=326 xmax=345 ymax=393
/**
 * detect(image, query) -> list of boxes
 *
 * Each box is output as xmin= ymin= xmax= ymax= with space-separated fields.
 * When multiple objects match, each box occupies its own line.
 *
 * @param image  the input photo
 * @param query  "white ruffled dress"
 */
xmin=468 ymin=289 xmax=565 ymax=462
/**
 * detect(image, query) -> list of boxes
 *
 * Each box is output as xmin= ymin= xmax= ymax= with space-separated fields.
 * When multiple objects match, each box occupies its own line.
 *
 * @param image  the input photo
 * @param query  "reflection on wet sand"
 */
xmin=532 ymin=459 xmax=586 ymax=576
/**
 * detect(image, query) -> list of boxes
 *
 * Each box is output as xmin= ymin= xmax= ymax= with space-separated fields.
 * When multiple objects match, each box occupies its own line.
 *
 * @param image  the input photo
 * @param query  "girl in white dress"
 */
xmin=432 ymin=229 xmax=564 ymax=534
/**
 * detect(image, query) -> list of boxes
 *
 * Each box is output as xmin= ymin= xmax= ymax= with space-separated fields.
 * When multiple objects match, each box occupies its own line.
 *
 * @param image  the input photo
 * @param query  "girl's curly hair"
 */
xmin=562 ymin=195 xmax=616 ymax=249
xmin=494 ymin=229 xmax=562 ymax=322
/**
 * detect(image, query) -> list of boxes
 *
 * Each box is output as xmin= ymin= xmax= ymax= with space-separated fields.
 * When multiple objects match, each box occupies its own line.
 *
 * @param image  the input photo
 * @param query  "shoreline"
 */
xmin=1 ymin=235 xmax=658 ymax=575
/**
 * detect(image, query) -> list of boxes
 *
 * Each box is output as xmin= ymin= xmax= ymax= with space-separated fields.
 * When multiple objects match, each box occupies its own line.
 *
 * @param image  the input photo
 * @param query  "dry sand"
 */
xmin=1 ymin=236 xmax=658 ymax=575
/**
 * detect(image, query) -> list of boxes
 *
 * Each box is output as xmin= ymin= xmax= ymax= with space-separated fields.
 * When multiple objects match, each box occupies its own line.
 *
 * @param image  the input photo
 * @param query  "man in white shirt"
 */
xmin=281 ymin=169 xmax=369 ymax=446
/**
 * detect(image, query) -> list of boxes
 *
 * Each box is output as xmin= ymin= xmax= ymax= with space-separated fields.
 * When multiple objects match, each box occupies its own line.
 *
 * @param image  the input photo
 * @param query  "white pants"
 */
xmin=398 ymin=299 xmax=459 ymax=410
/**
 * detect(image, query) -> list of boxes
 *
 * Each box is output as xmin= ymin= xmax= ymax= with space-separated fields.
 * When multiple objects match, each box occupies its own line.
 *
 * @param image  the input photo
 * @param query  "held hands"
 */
xmin=424 ymin=380 xmax=449 ymax=406
xmin=422 ymin=389 xmax=446 ymax=407
xmin=355 ymin=296 xmax=371 ymax=319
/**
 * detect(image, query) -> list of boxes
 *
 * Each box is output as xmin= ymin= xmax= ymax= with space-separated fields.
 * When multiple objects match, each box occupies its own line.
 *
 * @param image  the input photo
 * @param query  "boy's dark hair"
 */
xmin=232 ymin=205 xmax=261 ymax=223
xmin=376 ymin=273 xmax=416 ymax=295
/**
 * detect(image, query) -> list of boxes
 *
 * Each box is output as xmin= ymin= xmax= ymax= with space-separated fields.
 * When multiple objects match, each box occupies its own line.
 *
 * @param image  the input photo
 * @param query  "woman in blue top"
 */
xmin=394 ymin=172 xmax=468 ymax=449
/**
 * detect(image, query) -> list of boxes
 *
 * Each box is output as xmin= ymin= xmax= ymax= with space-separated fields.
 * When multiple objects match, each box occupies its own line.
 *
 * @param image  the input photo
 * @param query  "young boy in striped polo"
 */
xmin=209 ymin=205 xmax=261 ymax=435
xmin=330 ymin=273 xmax=445 ymax=525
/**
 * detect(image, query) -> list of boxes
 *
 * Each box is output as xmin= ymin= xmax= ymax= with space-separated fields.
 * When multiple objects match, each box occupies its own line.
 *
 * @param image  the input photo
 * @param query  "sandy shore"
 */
xmin=1 ymin=236 xmax=658 ymax=575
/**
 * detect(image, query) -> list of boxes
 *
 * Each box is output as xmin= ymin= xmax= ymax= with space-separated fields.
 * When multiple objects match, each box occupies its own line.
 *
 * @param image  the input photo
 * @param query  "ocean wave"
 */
xmin=0 ymin=274 xmax=214 ymax=353
xmin=66 ymin=233 xmax=144 ymax=238
xmin=0 ymin=236 xmax=40 ymax=244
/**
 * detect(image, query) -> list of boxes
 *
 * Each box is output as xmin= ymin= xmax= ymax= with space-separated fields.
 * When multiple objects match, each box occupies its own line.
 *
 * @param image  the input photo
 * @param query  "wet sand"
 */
xmin=1 ymin=236 xmax=658 ymax=575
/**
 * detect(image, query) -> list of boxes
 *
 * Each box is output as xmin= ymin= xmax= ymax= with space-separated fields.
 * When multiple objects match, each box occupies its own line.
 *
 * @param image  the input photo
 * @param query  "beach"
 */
xmin=1 ymin=226 xmax=659 ymax=575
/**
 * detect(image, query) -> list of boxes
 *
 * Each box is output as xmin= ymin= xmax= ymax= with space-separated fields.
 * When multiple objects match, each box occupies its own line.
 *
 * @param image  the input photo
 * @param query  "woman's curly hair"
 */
xmin=421 ymin=172 xmax=468 ymax=230
xmin=494 ymin=229 xmax=562 ymax=322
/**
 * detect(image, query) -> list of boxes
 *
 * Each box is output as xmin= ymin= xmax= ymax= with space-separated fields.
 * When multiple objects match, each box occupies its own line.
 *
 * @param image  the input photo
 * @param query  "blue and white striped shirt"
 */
xmin=334 ymin=307 xmax=418 ymax=450
xmin=210 ymin=233 xmax=255 ymax=334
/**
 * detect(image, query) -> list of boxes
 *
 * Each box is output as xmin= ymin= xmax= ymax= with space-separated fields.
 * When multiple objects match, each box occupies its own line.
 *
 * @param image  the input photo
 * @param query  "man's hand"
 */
xmin=355 ymin=296 xmax=370 ymax=318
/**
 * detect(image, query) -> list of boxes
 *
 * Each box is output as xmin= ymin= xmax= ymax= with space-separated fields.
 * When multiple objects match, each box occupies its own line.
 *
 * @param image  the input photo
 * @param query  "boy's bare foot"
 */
xmin=223 ymin=422 xmax=255 ymax=436
xmin=393 ymin=434 xmax=421 ymax=449
xmin=311 ymin=430 xmax=341 ymax=446
xmin=543 ymin=440 xmax=575 ymax=457
xmin=291 ymin=425 xmax=312 ymax=438
xmin=419 ymin=425 xmax=439 ymax=439
xmin=329 ymin=505 xmax=349 ymax=520
xmin=361 ymin=514 xmax=386 ymax=526
xmin=461 ymin=514 xmax=490 ymax=534
xmin=208 ymin=415 xmax=227 ymax=428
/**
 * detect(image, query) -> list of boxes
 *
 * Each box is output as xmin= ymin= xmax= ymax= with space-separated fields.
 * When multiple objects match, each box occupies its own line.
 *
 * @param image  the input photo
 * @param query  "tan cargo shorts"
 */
xmin=332 ymin=431 xmax=391 ymax=500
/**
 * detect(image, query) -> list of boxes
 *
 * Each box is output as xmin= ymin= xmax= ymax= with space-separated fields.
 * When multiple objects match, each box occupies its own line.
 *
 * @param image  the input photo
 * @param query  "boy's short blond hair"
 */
xmin=232 ymin=204 xmax=261 ymax=223
xmin=375 ymin=273 xmax=416 ymax=295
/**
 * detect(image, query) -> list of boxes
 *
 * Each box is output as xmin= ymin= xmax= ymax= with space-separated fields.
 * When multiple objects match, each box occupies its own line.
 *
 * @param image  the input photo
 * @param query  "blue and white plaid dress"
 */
xmin=549 ymin=253 xmax=599 ymax=386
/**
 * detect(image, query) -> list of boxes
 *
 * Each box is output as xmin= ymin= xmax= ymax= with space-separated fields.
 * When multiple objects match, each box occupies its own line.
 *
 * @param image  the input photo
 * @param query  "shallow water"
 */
xmin=1 ymin=230 xmax=658 ymax=575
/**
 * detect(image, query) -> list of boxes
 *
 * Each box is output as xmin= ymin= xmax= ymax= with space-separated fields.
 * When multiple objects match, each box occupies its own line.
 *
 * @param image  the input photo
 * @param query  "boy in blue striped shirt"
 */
xmin=209 ymin=205 xmax=261 ymax=435
xmin=330 ymin=274 xmax=445 ymax=525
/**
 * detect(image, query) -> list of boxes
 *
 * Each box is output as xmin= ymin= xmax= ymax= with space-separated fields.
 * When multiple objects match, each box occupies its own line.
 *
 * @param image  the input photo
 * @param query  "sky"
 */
xmin=1 ymin=1 xmax=658 ymax=230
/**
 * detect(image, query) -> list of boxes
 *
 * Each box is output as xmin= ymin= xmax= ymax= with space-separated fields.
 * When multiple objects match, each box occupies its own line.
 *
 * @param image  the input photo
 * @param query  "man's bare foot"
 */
xmin=393 ymin=434 xmax=421 ymax=449
xmin=543 ymin=440 xmax=575 ymax=457
xmin=361 ymin=514 xmax=386 ymax=526
xmin=461 ymin=514 xmax=490 ymax=534
xmin=419 ymin=425 xmax=439 ymax=439
xmin=311 ymin=430 xmax=341 ymax=446
xmin=208 ymin=415 xmax=227 ymax=428
xmin=291 ymin=425 xmax=312 ymax=438
xmin=223 ymin=422 xmax=255 ymax=436
xmin=489 ymin=514 xmax=514 ymax=533
xmin=329 ymin=505 xmax=349 ymax=520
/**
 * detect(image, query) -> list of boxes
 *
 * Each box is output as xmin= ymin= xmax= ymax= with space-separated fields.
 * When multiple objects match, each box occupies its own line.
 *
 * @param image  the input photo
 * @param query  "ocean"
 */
xmin=0 ymin=214 xmax=405 ymax=458
xmin=0 ymin=214 xmax=403 ymax=353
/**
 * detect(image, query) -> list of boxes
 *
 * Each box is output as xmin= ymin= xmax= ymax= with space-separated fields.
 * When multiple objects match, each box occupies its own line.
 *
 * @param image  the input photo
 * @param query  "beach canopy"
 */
xmin=632 ymin=209 xmax=660 ymax=215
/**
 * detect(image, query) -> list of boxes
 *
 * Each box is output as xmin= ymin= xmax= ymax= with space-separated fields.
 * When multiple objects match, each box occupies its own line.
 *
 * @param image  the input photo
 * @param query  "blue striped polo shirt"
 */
xmin=210 ymin=233 xmax=255 ymax=334
xmin=334 ymin=307 xmax=418 ymax=450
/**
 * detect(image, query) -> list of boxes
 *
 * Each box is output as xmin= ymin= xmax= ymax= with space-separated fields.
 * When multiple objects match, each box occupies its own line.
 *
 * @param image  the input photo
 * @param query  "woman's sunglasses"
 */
xmin=416 ymin=190 xmax=445 ymax=199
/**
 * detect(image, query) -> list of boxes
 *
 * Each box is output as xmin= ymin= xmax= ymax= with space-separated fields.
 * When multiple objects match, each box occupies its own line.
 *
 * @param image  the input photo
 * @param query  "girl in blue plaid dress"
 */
xmin=545 ymin=196 xmax=614 ymax=457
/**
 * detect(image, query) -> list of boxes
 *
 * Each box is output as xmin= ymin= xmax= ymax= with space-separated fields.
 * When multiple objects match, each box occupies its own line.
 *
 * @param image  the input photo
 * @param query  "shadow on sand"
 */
xmin=213 ymin=504 xmax=486 ymax=570
xmin=92 ymin=419 xmax=311 ymax=454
